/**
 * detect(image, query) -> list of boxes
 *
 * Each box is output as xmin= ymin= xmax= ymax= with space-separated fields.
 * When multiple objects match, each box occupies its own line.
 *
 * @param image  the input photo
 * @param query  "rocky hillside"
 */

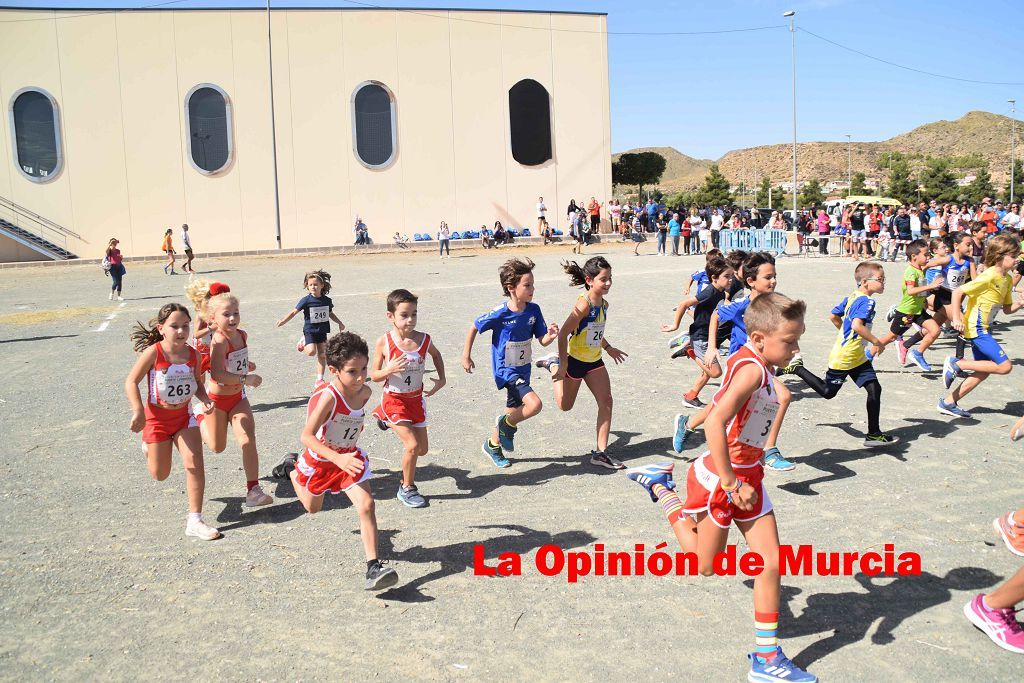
xmin=616 ymin=111 xmax=1018 ymax=192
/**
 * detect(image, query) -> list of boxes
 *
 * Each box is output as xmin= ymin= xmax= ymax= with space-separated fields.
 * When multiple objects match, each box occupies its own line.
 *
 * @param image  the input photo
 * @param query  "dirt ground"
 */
xmin=1 ymin=242 xmax=1021 ymax=681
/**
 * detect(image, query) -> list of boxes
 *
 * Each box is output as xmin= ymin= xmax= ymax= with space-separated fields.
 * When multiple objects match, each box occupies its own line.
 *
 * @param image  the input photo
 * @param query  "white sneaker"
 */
xmin=117 ymin=296 xmax=124 ymax=301
xmin=185 ymin=518 xmax=221 ymax=541
xmin=108 ymin=291 xmax=114 ymax=300
xmin=245 ymin=484 xmax=273 ymax=507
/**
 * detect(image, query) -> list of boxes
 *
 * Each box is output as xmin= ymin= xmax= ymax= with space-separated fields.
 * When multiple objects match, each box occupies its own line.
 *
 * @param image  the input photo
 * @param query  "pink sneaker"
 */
xmin=964 ymin=594 xmax=1024 ymax=654
xmin=896 ymin=336 xmax=908 ymax=366
xmin=994 ymin=512 xmax=1024 ymax=557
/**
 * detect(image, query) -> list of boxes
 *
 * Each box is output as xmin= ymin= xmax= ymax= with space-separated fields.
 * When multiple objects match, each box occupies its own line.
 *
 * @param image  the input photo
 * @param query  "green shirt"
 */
xmin=897 ymin=265 xmax=926 ymax=315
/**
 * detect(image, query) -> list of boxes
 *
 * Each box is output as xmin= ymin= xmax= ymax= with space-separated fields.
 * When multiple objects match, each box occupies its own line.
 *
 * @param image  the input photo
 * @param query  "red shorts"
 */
xmin=682 ymin=453 xmax=773 ymax=529
xmin=293 ymin=447 xmax=372 ymax=496
xmin=143 ymin=402 xmax=197 ymax=444
xmin=209 ymin=390 xmax=245 ymax=414
xmin=372 ymin=391 xmax=427 ymax=427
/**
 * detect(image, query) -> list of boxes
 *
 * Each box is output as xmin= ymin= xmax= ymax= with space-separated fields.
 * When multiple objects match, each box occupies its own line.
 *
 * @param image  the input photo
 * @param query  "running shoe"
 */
xmin=942 ymin=356 xmax=961 ymax=390
xmin=885 ymin=304 xmax=898 ymax=323
xmin=937 ymin=399 xmax=972 ymax=419
xmin=681 ymin=393 xmax=706 ymax=409
xmin=271 ymin=453 xmax=298 ymax=479
xmin=365 ymin=559 xmax=399 ymax=591
xmin=397 ymin=484 xmax=427 ymax=508
xmin=895 ymin=336 xmax=908 ymax=366
xmin=590 ymin=450 xmax=625 ymax=470
xmin=863 ymin=433 xmax=900 ymax=448
xmin=671 ymin=345 xmax=696 ymax=360
xmin=185 ymin=518 xmax=221 ymax=541
xmin=496 ymin=415 xmax=517 ymax=452
xmin=780 ymin=353 xmax=803 ymax=375
xmin=668 ymin=332 xmax=691 ymax=351
xmin=963 ymin=594 xmax=1024 ymax=654
xmin=535 ymin=354 xmax=560 ymax=371
xmin=672 ymin=413 xmax=692 ymax=454
xmin=482 ymin=439 xmax=510 ymax=468
xmin=994 ymin=512 xmax=1024 ymax=558
xmin=747 ymin=649 xmax=817 ymax=683
xmin=376 ymin=418 xmax=389 ymax=431
xmin=625 ymin=462 xmax=676 ymax=501
xmin=244 ymin=484 xmax=273 ymax=507
xmin=908 ymin=349 xmax=932 ymax=372
xmin=942 ymin=326 xmax=959 ymax=338
xmin=763 ymin=447 xmax=796 ymax=471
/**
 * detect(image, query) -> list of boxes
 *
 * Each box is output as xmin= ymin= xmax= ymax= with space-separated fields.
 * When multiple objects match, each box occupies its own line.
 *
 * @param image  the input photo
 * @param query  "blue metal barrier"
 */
xmin=718 ymin=229 xmax=789 ymax=256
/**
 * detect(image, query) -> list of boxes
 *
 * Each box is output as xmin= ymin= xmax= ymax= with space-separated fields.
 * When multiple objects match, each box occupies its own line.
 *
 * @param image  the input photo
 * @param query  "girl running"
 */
xmin=124 ymin=303 xmax=219 ymax=540
xmin=185 ymin=279 xmax=231 ymax=381
xmin=202 ymin=287 xmax=273 ymax=507
xmin=276 ymin=270 xmax=346 ymax=386
xmin=536 ymin=257 xmax=628 ymax=469
xmin=940 ymin=233 xmax=1024 ymax=417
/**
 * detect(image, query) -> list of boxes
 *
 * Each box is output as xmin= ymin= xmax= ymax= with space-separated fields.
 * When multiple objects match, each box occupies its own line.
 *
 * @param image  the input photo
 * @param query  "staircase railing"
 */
xmin=0 ymin=194 xmax=84 ymax=256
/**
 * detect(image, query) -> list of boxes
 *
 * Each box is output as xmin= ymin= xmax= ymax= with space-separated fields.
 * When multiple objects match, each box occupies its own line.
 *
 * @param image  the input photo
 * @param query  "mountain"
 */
xmin=615 ymin=111 xmax=1018 ymax=194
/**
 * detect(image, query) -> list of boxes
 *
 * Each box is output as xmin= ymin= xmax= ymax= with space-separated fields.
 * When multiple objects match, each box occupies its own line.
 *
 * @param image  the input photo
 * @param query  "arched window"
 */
xmin=185 ymin=84 xmax=233 ymax=175
xmin=508 ymin=79 xmax=552 ymax=166
xmin=352 ymin=81 xmax=397 ymax=169
xmin=9 ymin=88 xmax=62 ymax=182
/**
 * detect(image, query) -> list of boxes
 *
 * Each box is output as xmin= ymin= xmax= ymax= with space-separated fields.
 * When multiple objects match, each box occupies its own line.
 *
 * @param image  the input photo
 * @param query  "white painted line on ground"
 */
xmin=105 ymin=313 xmax=118 ymax=320
xmin=95 ymin=321 xmax=110 ymax=332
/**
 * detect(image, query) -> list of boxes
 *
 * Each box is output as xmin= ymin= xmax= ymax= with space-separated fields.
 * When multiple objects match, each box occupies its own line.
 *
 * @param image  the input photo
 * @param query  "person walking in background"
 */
xmin=438 ymin=221 xmax=451 ymax=258
xmin=181 ymin=223 xmax=195 ymax=274
xmin=105 ymin=237 xmax=126 ymax=301
xmin=162 ymin=228 xmax=176 ymax=275
xmin=537 ymin=196 xmax=547 ymax=233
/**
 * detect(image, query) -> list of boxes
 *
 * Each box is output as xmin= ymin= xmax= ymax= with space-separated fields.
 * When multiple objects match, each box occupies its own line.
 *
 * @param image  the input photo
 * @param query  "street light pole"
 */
xmin=267 ymin=0 xmax=283 ymax=249
xmin=785 ymin=10 xmax=797 ymax=225
xmin=845 ymin=133 xmax=851 ymax=197
xmin=1010 ymin=99 xmax=1017 ymax=205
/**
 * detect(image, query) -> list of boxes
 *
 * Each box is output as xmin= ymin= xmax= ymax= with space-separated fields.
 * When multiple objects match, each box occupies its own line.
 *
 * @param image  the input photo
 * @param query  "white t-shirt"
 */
xmin=909 ymin=214 xmax=921 ymax=233
xmin=1002 ymin=212 xmax=1021 ymax=229
xmin=537 ymin=202 xmax=547 ymax=219
xmin=928 ymin=216 xmax=942 ymax=237
xmin=181 ymin=229 xmax=192 ymax=250
xmin=710 ymin=214 xmax=723 ymax=231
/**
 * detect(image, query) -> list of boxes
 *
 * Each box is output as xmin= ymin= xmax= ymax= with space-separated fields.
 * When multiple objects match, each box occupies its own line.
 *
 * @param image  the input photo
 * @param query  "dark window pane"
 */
xmin=12 ymin=91 xmax=59 ymax=179
xmin=354 ymin=84 xmax=394 ymax=167
xmin=187 ymin=87 xmax=230 ymax=173
xmin=509 ymin=79 xmax=551 ymax=166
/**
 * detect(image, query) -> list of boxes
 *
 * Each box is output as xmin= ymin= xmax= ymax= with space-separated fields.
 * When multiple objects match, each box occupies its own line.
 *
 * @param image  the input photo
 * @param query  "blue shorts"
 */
xmin=503 ymin=376 xmax=535 ymax=408
xmin=825 ymin=361 xmax=877 ymax=388
xmin=970 ymin=334 xmax=1007 ymax=363
xmin=852 ymin=229 xmax=866 ymax=240
xmin=303 ymin=329 xmax=328 ymax=345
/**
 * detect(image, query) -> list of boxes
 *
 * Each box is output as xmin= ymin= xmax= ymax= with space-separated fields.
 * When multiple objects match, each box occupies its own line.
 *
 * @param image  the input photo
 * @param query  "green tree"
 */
xmin=612 ymin=152 xmax=667 ymax=201
xmin=696 ymin=164 xmax=732 ymax=206
xmin=886 ymin=159 xmax=917 ymax=204
xmin=964 ymin=166 xmax=996 ymax=205
xmin=755 ymin=176 xmax=772 ymax=207
xmin=772 ymin=187 xmax=787 ymax=210
xmin=850 ymin=172 xmax=867 ymax=196
xmin=798 ymin=178 xmax=825 ymax=208
xmin=919 ymin=158 xmax=959 ymax=202
xmin=1003 ymin=160 xmax=1024 ymax=203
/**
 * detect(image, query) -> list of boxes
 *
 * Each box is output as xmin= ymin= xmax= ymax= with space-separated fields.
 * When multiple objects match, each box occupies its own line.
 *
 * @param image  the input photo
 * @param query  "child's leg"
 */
xmin=175 ymin=428 xmax=206 ymax=514
xmin=984 ymin=565 xmax=1024 ymax=610
xmin=687 ymin=367 xmax=712 ymax=397
xmin=863 ymin=379 xmax=883 ymax=435
xmin=201 ymin=402 xmax=229 ymax=453
xmin=146 ymin=441 xmax=174 ymax=481
xmin=685 ymin=402 xmax=713 ymax=430
xmin=583 ymin=366 xmax=613 ymax=452
xmin=792 ymin=366 xmax=842 ymax=399
xmin=229 ymin=401 xmax=260 ymax=486
xmin=695 ymin=514 xmax=731 ymax=575
xmin=391 ymin=424 xmax=428 ymax=488
xmin=904 ymin=318 xmax=940 ymax=354
xmin=737 ymin=512 xmax=782 ymax=659
xmin=344 ymin=482 xmax=379 ymax=561
xmin=764 ymin=378 xmax=790 ymax=451
xmin=945 ymin=371 xmax=991 ymax=405
xmin=552 ymin=375 xmax=584 ymax=412
xmin=288 ymin=468 xmax=325 ymax=513
xmin=314 ymin=342 xmax=327 ymax=377
xmin=489 ymin=389 xmax=542 ymax=446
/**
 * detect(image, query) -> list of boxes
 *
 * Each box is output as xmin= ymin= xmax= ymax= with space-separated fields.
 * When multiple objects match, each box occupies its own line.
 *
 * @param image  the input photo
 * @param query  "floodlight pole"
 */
xmin=1010 ymin=99 xmax=1017 ymax=205
xmin=267 ymin=0 xmax=283 ymax=248
xmin=785 ymin=11 xmax=797 ymax=222
xmin=845 ymin=134 xmax=851 ymax=197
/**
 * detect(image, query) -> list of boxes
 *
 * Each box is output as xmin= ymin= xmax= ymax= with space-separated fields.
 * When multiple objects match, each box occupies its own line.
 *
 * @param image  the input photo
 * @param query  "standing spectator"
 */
xmin=180 ymin=223 xmax=194 ymax=274
xmin=977 ymin=197 xmax=998 ymax=235
xmin=686 ymin=207 xmax=704 ymax=254
xmin=105 ymin=237 xmax=126 ymax=300
xmin=161 ymin=228 xmax=176 ymax=275
xmin=994 ymin=200 xmax=1008 ymax=229
xmin=709 ymin=209 xmax=723 ymax=248
xmin=699 ymin=214 xmax=712 ymax=254
xmin=929 ymin=207 xmax=946 ymax=238
xmin=645 ymin=198 xmax=658 ymax=233
xmin=609 ymin=200 xmax=622 ymax=237
xmin=587 ymin=196 xmax=602 ymax=235
xmin=567 ymin=199 xmax=579 ymax=234
xmin=354 ymin=216 xmax=369 ymax=245
xmin=1001 ymin=203 xmax=1021 ymax=231
xmin=816 ymin=208 xmax=830 ymax=255
xmin=438 ymin=221 xmax=451 ymax=258
xmin=947 ymin=204 xmax=962 ymax=232
xmin=667 ymin=212 xmax=682 ymax=256
xmin=536 ymin=196 xmax=547 ymax=233
xmin=910 ymin=204 xmax=922 ymax=241
xmin=891 ymin=205 xmax=912 ymax=261
xmin=655 ymin=212 xmax=668 ymax=255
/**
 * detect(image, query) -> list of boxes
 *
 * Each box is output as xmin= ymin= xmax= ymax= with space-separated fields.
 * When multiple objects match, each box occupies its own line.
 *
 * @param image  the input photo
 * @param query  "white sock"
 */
xmin=187 ymin=512 xmax=202 ymax=524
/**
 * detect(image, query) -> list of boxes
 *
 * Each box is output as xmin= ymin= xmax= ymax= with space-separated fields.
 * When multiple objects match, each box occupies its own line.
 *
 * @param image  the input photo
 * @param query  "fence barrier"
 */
xmin=718 ymin=229 xmax=790 ymax=256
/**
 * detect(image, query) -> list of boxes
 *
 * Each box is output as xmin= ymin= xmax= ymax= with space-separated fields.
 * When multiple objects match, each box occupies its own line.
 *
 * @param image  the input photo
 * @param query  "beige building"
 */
xmin=0 ymin=6 xmax=611 ymax=261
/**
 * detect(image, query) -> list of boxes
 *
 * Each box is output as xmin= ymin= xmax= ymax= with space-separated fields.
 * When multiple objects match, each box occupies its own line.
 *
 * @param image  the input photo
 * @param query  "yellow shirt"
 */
xmin=961 ymin=267 xmax=1013 ymax=339
xmin=567 ymin=295 xmax=607 ymax=363
xmin=827 ymin=290 xmax=876 ymax=371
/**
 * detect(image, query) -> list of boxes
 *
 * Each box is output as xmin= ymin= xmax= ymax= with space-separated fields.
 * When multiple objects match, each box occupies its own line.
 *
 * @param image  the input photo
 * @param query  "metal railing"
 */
xmin=0 ymin=194 xmax=83 ymax=256
xmin=718 ymin=229 xmax=790 ymax=256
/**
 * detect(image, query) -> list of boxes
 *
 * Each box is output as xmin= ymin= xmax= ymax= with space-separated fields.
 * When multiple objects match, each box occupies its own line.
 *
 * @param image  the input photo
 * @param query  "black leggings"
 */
xmin=795 ymin=367 xmax=882 ymax=436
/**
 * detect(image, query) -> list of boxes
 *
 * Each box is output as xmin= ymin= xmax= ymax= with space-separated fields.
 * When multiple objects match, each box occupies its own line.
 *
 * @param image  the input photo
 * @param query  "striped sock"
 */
xmin=652 ymin=483 xmax=683 ymax=525
xmin=754 ymin=611 xmax=779 ymax=661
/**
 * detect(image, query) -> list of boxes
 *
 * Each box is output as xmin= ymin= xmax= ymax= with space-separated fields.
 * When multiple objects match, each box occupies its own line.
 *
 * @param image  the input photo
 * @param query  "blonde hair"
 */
xmin=745 ymin=292 xmax=806 ymax=335
xmin=185 ymin=279 xmax=232 ymax=322
xmin=854 ymin=261 xmax=884 ymax=283
xmin=983 ymin=233 xmax=1022 ymax=268
xmin=207 ymin=292 xmax=239 ymax=318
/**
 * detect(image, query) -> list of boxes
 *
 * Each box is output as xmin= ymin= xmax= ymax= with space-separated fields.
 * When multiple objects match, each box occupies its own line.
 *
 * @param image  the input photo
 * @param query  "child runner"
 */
xmin=673 ymin=252 xmax=797 ymax=473
xmin=370 ymin=289 xmax=446 ymax=508
xmin=661 ymin=257 xmax=734 ymax=409
xmin=290 ymin=332 xmax=400 ymax=590
xmin=462 ymin=258 xmax=558 ymax=468
xmin=535 ymin=257 xmax=629 ymax=469
xmin=940 ymin=233 xmax=1024 ymax=417
xmin=669 ymin=249 xmax=726 ymax=352
xmin=200 ymin=287 xmax=273 ymax=507
xmin=930 ymin=232 xmax=975 ymax=353
xmin=276 ymin=270 xmax=346 ymax=387
xmin=185 ymin=279 xmax=231 ymax=381
xmin=875 ymin=239 xmax=944 ymax=371
xmin=627 ymin=293 xmax=816 ymax=682
xmin=124 ymin=303 xmax=219 ymax=540
xmin=782 ymin=262 xmax=899 ymax=446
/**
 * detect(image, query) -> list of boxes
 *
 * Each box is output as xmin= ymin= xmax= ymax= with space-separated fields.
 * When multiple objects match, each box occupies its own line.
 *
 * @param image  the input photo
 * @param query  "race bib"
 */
xmin=323 ymin=412 xmax=363 ymax=450
xmin=946 ymin=268 xmax=967 ymax=289
xmin=388 ymin=352 xmax=425 ymax=393
xmin=309 ymin=306 xmax=330 ymax=324
xmin=504 ymin=339 xmax=532 ymax=367
xmin=585 ymin=322 xmax=606 ymax=349
xmin=737 ymin=386 xmax=779 ymax=449
xmin=226 ymin=347 xmax=249 ymax=376
xmin=156 ymin=365 xmax=196 ymax=405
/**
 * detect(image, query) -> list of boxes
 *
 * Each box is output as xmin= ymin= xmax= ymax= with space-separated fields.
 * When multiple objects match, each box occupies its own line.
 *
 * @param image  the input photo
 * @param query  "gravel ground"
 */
xmin=1 ymin=242 xmax=1021 ymax=681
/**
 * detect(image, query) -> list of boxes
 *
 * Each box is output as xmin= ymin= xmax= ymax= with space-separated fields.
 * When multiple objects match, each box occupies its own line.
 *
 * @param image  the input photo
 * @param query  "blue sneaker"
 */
xmin=625 ymin=462 xmax=676 ymax=501
xmin=937 ymin=399 xmax=972 ymax=419
xmin=482 ymin=439 xmax=510 ymax=468
xmin=748 ymin=649 xmax=817 ymax=683
xmin=763 ymin=447 xmax=796 ymax=471
xmin=396 ymin=484 xmax=427 ymax=508
xmin=942 ymin=356 xmax=960 ymax=389
xmin=495 ymin=415 xmax=517 ymax=452
xmin=908 ymin=349 xmax=932 ymax=372
xmin=673 ymin=413 xmax=693 ymax=454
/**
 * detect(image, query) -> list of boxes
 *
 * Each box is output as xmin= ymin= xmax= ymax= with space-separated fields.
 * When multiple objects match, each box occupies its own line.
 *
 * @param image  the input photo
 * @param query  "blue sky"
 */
xmin=6 ymin=0 xmax=1021 ymax=159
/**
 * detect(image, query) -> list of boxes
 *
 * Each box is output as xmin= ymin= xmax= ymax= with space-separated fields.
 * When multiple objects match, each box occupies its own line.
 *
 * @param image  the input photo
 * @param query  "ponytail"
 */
xmin=562 ymin=256 xmax=611 ymax=289
xmin=130 ymin=303 xmax=191 ymax=353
